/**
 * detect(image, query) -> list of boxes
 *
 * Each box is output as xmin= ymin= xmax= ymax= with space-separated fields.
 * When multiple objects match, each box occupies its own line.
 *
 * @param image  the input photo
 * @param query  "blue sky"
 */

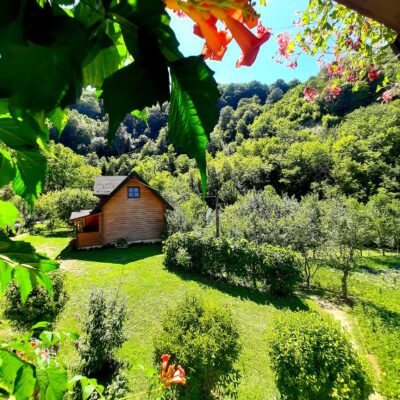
xmin=169 ymin=0 xmax=320 ymax=84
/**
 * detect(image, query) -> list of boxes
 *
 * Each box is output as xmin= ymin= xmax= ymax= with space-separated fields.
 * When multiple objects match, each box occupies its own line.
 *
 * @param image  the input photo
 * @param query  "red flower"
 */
xmin=159 ymin=354 xmax=187 ymax=387
xmin=330 ymin=85 xmax=342 ymax=98
xmin=211 ymin=7 xmax=271 ymax=67
xmin=368 ymin=66 xmax=381 ymax=82
xmin=303 ymin=87 xmax=319 ymax=102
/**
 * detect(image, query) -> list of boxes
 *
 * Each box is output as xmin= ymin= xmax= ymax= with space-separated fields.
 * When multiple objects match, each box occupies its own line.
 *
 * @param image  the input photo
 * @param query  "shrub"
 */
xmin=77 ymin=289 xmax=127 ymax=377
xmin=73 ymin=289 xmax=128 ymax=400
xmin=269 ymin=311 xmax=373 ymax=400
xmin=154 ymin=296 xmax=241 ymax=399
xmin=3 ymin=271 xmax=68 ymax=331
xmin=163 ymin=232 xmax=302 ymax=295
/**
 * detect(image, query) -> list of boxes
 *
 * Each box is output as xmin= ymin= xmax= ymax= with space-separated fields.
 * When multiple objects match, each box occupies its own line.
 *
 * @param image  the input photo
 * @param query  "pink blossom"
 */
xmin=330 ymin=86 xmax=342 ymax=98
xmin=276 ymin=32 xmax=293 ymax=60
xmin=303 ymin=87 xmax=320 ymax=102
xmin=287 ymin=61 xmax=297 ymax=69
xmin=381 ymin=90 xmax=393 ymax=103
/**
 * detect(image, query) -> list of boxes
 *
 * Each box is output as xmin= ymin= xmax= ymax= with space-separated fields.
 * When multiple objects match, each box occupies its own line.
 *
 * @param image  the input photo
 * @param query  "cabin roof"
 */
xmin=70 ymin=210 xmax=92 ymax=220
xmin=93 ymin=176 xmax=126 ymax=196
xmin=69 ymin=172 xmax=173 ymax=221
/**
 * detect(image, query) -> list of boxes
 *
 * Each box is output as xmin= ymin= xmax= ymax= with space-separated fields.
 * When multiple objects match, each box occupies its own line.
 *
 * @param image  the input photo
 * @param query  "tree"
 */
xmin=368 ymin=193 xmax=395 ymax=256
xmin=286 ymin=194 xmax=325 ymax=289
xmin=45 ymin=142 xmax=101 ymax=192
xmin=321 ymin=197 xmax=365 ymax=298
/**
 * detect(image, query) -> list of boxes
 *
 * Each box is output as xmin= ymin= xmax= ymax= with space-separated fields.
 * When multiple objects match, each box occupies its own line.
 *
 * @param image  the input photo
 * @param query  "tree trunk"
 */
xmin=382 ymin=247 xmax=385 ymax=256
xmin=341 ymin=268 xmax=349 ymax=298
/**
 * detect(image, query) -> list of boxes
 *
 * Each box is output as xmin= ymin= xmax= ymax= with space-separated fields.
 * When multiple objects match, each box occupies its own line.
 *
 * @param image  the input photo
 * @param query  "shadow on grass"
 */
xmin=361 ymin=255 xmax=400 ymax=271
xmin=356 ymin=300 xmax=400 ymax=330
xmin=57 ymin=243 xmax=163 ymax=265
xmin=167 ymin=268 xmax=309 ymax=311
xmin=33 ymin=227 xmax=74 ymax=238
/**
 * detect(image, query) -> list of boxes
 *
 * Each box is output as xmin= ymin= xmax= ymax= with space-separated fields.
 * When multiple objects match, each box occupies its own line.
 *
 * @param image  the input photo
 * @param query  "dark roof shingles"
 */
xmin=93 ymin=176 xmax=126 ymax=195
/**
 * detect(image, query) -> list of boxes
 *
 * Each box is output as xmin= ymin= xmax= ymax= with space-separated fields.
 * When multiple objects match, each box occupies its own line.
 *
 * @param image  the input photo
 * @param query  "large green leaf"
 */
xmin=12 ymin=364 xmax=36 ymax=400
xmin=0 ymin=149 xmax=15 ymax=187
xmin=168 ymin=56 xmax=220 ymax=193
xmin=0 ymin=260 xmax=13 ymax=292
xmin=0 ymin=118 xmax=40 ymax=149
xmin=83 ymin=45 xmax=121 ymax=89
xmin=13 ymin=148 xmax=47 ymax=205
xmin=37 ymin=367 xmax=68 ymax=400
xmin=101 ymin=59 xmax=169 ymax=141
xmin=0 ymin=350 xmax=25 ymax=394
xmin=0 ymin=232 xmax=58 ymax=301
xmin=0 ymin=200 xmax=18 ymax=228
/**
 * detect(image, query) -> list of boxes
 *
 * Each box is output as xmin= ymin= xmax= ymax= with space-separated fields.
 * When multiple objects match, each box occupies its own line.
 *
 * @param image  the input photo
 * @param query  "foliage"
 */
xmin=163 ymin=232 xmax=302 ymax=296
xmin=3 ymin=270 xmax=68 ymax=331
xmin=154 ymin=296 xmax=241 ymax=399
xmin=269 ymin=311 xmax=373 ymax=400
xmin=77 ymin=289 xmax=127 ymax=377
xmin=0 ymin=324 xmax=103 ymax=400
xmin=45 ymin=142 xmax=101 ymax=192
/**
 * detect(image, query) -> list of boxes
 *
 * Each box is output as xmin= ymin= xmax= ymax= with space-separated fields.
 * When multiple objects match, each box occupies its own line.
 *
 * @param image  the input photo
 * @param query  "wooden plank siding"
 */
xmin=77 ymin=231 xmax=102 ymax=248
xmin=101 ymin=178 xmax=166 ymax=245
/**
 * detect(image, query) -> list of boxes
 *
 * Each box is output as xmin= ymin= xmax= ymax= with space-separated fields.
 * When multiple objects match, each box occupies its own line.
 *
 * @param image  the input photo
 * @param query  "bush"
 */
xmin=73 ymin=289 xmax=128 ymax=400
xmin=163 ymin=232 xmax=302 ymax=295
xmin=269 ymin=311 xmax=373 ymax=400
xmin=77 ymin=289 xmax=127 ymax=377
xmin=3 ymin=271 xmax=68 ymax=331
xmin=154 ymin=296 xmax=241 ymax=399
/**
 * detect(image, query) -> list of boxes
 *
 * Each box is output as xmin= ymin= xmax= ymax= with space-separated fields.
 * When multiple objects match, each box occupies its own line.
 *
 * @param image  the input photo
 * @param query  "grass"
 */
xmin=3 ymin=233 xmax=400 ymax=399
xmin=10 ymin=233 xmax=312 ymax=400
xmin=313 ymin=253 xmax=400 ymax=399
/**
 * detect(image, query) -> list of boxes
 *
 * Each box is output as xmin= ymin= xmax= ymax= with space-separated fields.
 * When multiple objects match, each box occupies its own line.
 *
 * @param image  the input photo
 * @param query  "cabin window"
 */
xmin=127 ymin=186 xmax=140 ymax=198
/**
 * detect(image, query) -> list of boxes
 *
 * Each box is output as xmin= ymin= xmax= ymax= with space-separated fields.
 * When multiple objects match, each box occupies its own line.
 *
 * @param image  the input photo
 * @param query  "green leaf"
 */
xmin=0 ymin=260 xmax=13 ymax=292
xmin=37 ymin=367 xmax=68 ymax=400
xmin=13 ymin=148 xmax=47 ymax=205
xmin=168 ymin=56 xmax=220 ymax=194
xmin=0 ymin=232 xmax=58 ymax=299
xmin=14 ymin=266 xmax=34 ymax=303
xmin=0 ymin=118 xmax=40 ymax=149
xmin=0 ymin=149 xmax=15 ymax=187
xmin=31 ymin=321 xmax=50 ymax=330
xmin=47 ymin=108 xmax=69 ymax=137
xmin=0 ymin=200 xmax=18 ymax=228
xmin=13 ymin=364 xmax=36 ymax=400
xmin=101 ymin=59 xmax=169 ymax=141
xmin=0 ymin=349 xmax=25 ymax=394
xmin=83 ymin=45 xmax=121 ymax=89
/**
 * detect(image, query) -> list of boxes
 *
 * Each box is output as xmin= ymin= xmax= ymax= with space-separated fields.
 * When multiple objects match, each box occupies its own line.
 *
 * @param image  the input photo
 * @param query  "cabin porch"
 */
xmin=71 ymin=212 xmax=103 ymax=249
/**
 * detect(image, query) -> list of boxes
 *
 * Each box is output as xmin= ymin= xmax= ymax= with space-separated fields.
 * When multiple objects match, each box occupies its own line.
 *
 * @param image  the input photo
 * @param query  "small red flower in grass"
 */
xmin=159 ymin=354 xmax=187 ymax=388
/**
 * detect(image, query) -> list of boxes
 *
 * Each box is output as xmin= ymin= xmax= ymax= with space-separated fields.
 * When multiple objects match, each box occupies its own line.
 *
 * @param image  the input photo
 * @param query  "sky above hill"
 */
xmin=170 ymin=0 xmax=320 ymax=84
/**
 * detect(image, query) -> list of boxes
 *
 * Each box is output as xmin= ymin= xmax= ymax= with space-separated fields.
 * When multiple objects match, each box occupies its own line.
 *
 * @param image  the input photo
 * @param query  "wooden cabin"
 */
xmin=69 ymin=172 xmax=172 ymax=249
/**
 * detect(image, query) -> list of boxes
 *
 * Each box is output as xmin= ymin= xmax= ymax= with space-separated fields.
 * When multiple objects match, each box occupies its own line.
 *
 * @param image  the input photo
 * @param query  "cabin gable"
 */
xmin=101 ymin=177 xmax=165 ymax=244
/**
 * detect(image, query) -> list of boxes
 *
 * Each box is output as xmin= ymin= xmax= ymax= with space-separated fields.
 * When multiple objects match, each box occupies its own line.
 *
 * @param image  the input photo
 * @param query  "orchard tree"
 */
xmin=321 ymin=197 xmax=365 ymax=298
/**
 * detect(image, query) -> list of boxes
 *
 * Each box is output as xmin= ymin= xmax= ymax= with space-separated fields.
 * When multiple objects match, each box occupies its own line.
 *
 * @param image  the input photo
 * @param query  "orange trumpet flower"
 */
xmin=211 ymin=7 xmax=271 ymax=67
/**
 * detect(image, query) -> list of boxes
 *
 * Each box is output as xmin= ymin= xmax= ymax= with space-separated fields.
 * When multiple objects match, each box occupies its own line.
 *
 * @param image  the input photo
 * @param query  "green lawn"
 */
xmin=12 ymin=234 xmax=312 ymax=400
xmin=314 ymin=256 xmax=400 ymax=399
xmin=3 ymin=234 xmax=400 ymax=399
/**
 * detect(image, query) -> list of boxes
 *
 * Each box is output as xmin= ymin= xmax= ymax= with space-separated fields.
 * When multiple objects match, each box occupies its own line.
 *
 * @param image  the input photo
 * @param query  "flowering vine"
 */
xmin=164 ymin=0 xmax=271 ymax=67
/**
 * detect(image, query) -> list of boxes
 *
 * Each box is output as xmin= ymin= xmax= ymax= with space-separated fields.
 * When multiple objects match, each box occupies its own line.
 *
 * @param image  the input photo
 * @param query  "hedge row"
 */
xmin=163 ymin=232 xmax=302 ymax=295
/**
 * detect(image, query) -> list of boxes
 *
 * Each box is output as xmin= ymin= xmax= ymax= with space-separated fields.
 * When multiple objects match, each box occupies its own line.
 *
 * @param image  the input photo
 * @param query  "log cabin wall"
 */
xmin=101 ymin=178 xmax=165 ymax=245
